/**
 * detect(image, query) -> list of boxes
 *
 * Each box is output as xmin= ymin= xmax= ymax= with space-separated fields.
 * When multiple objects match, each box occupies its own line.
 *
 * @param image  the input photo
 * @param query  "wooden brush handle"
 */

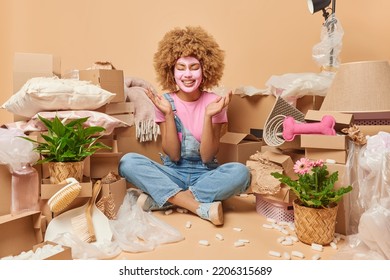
xmin=85 ymin=180 xmax=102 ymax=242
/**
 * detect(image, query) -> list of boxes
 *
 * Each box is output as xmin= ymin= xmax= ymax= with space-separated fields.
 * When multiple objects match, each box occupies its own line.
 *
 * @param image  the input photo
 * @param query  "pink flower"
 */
xmin=313 ymin=159 xmax=324 ymax=167
xmin=293 ymin=158 xmax=312 ymax=175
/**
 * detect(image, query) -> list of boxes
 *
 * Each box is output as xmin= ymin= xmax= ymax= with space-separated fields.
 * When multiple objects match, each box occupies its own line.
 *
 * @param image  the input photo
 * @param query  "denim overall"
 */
xmin=119 ymin=93 xmax=250 ymax=207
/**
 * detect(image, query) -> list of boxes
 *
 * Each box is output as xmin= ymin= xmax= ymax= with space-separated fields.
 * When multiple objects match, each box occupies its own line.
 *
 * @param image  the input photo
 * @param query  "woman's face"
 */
xmin=174 ymin=56 xmax=202 ymax=93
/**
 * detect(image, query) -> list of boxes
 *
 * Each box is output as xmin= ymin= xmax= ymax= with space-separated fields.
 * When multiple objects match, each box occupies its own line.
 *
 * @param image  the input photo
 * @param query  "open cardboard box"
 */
xmin=217 ymin=132 xmax=263 ymax=164
xmin=32 ymin=241 xmax=72 ymax=260
xmin=305 ymin=148 xmax=348 ymax=164
xmin=90 ymin=139 xmax=122 ymax=179
xmin=0 ymin=211 xmax=43 ymax=258
xmin=227 ymin=94 xmax=276 ymax=135
xmin=79 ymin=69 xmax=125 ymax=103
xmin=305 ymin=110 xmax=354 ymax=132
xmin=12 ymin=52 xmax=61 ymax=122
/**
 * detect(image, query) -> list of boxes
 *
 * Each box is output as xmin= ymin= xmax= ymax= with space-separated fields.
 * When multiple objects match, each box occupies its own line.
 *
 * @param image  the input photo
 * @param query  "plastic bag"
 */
xmin=312 ymin=14 xmax=344 ymax=69
xmin=0 ymin=128 xmax=39 ymax=172
xmin=51 ymin=232 xmax=122 ymax=260
xmin=109 ymin=191 xmax=184 ymax=253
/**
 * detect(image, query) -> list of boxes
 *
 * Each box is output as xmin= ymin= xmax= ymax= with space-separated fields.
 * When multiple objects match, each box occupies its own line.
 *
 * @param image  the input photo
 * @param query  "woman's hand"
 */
xmin=144 ymin=88 xmax=172 ymax=115
xmin=205 ymin=91 xmax=232 ymax=117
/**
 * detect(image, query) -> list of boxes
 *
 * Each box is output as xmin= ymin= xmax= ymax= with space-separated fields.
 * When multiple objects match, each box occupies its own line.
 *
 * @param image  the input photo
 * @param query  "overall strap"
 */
xmin=163 ymin=93 xmax=176 ymax=112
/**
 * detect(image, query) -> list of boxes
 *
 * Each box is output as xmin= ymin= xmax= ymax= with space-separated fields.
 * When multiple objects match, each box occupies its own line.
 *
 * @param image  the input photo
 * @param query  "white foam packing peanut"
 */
xmin=233 ymin=227 xmax=242 ymax=232
xmin=262 ymin=223 xmax=273 ymax=229
xmin=311 ymin=243 xmax=324 ymax=252
xmin=268 ymin=250 xmax=281 ymax=258
xmin=215 ymin=233 xmax=224 ymax=241
xmin=330 ymin=242 xmax=338 ymax=250
xmin=185 ymin=221 xmax=192 ymax=228
xmin=281 ymin=239 xmax=293 ymax=246
xmin=291 ymin=250 xmax=305 ymax=259
xmin=283 ymin=252 xmax=291 ymax=260
xmin=198 ymin=240 xmax=210 ymax=246
xmin=164 ymin=209 xmax=173 ymax=215
xmin=238 ymin=239 xmax=250 ymax=243
xmin=312 ymin=254 xmax=321 ymax=260
xmin=234 ymin=241 xmax=245 ymax=247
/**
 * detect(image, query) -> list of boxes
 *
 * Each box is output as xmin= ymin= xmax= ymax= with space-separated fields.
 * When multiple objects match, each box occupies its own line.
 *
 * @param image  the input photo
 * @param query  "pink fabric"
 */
xmin=4 ymin=111 xmax=129 ymax=135
xmin=155 ymin=92 xmax=227 ymax=142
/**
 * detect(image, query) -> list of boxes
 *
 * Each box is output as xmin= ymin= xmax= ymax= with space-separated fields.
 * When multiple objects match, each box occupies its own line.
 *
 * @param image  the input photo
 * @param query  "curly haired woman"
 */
xmin=119 ymin=26 xmax=250 ymax=226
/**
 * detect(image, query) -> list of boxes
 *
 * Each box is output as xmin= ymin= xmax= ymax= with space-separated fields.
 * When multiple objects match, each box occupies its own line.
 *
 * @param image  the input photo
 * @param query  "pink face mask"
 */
xmin=174 ymin=57 xmax=203 ymax=93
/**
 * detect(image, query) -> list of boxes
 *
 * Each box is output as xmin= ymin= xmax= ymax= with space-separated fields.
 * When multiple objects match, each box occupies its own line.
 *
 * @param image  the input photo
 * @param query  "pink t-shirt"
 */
xmin=155 ymin=91 xmax=227 ymax=142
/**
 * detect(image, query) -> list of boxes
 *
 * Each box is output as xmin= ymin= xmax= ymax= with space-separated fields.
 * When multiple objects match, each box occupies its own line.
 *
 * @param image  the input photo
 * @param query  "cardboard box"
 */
xmin=0 ymin=165 xmax=12 ymax=216
xmin=32 ymin=241 xmax=72 ymax=260
xmin=305 ymin=148 xmax=348 ymax=164
xmin=111 ymin=113 xmax=135 ymax=127
xmin=227 ymin=94 xmax=276 ymax=135
xmin=0 ymin=211 xmax=43 ymax=258
xmin=40 ymin=176 xmax=93 ymax=200
xmin=305 ymin=110 xmax=354 ymax=131
xmin=295 ymin=95 xmax=324 ymax=114
xmin=115 ymin=126 xmax=162 ymax=163
xmin=13 ymin=52 xmax=61 ymax=93
xmin=261 ymin=150 xmax=297 ymax=180
xmin=96 ymin=101 xmax=135 ymax=115
xmin=12 ymin=52 xmax=61 ymax=122
xmin=262 ymin=185 xmax=297 ymax=204
xmin=79 ymin=69 xmax=125 ymax=103
xmin=90 ymin=139 xmax=122 ymax=179
xmin=217 ymin=132 xmax=263 ymax=164
xmin=300 ymin=135 xmax=348 ymax=150
xmin=327 ymin=163 xmax=351 ymax=235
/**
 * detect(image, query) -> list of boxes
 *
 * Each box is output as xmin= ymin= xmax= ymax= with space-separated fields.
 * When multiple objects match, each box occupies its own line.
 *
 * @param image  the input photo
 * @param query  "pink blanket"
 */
xmin=124 ymin=77 xmax=160 ymax=142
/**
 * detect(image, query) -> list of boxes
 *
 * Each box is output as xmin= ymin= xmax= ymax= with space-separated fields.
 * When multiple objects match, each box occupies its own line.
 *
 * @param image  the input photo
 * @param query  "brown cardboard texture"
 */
xmin=13 ymin=52 xmax=61 ymax=122
xmin=305 ymin=110 xmax=354 ymax=131
xmin=0 ymin=165 xmax=12 ymax=215
xmin=261 ymin=151 xmax=298 ymax=180
xmin=79 ymin=69 xmax=125 ymax=103
xmin=96 ymin=101 xmax=135 ymax=115
xmin=90 ymin=139 xmax=122 ymax=179
xmin=305 ymin=148 xmax=348 ymax=164
xmin=227 ymin=94 xmax=276 ymax=134
xmin=261 ymin=185 xmax=297 ymax=204
xmin=295 ymin=95 xmax=324 ymax=114
xmin=327 ymin=163 xmax=351 ymax=235
xmin=115 ymin=126 xmax=162 ymax=163
xmin=218 ymin=132 xmax=262 ymax=164
xmin=300 ymin=135 xmax=348 ymax=150
xmin=0 ymin=211 xmax=43 ymax=258
xmin=32 ymin=241 xmax=72 ymax=260
xmin=13 ymin=52 xmax=61 ymax=93
xmin=40 ymin=176 xmax=93 ymax=200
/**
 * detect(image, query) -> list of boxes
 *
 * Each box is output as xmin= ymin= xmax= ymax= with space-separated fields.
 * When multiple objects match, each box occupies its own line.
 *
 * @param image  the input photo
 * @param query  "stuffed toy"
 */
xmin=282 ymin=115 xmax=336 ymax=141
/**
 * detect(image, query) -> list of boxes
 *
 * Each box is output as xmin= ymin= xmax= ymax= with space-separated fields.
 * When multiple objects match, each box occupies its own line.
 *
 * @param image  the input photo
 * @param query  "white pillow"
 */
xmin=1 ymin=76 xmax=116 ymax=117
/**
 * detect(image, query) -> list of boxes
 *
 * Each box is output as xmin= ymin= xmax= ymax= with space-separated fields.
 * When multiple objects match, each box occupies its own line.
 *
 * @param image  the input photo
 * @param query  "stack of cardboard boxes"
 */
xmin=216 ymin=93 xmax=361 ymax=236
xmin=0 ymin=52 xmax=152 ymax=259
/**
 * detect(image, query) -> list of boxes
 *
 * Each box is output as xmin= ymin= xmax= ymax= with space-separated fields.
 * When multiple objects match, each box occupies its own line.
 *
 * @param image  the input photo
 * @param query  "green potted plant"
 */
xmin=271 ymin=157 xmax=352 ymax=245
xmin=22 ymin=114 xmax=111 ymax=183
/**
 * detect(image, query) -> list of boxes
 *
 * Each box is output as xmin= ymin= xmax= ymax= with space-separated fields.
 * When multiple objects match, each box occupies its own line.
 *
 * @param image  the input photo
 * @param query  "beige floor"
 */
xmin=114 ymin=194 xmax=344 ymax=260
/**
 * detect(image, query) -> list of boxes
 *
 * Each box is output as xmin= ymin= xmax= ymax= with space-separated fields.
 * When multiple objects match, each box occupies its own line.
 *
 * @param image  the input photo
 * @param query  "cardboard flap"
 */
xmin=220 ymin=132 xmax=259 ymax=145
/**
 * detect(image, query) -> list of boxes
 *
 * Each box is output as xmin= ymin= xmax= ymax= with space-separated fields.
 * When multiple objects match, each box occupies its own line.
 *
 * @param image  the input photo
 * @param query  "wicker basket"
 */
xmin=255 ymin=194 xmax=294 ymax=223
xmin=48 ymin=161 xmax=84 ymax=184
xmin=293 ymin=199 xmax=338 ymax=245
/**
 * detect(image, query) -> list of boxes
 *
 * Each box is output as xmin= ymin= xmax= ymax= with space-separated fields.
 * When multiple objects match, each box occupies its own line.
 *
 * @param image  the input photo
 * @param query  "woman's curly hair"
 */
xmin=153 ymin=26 xmax=225 ymax=92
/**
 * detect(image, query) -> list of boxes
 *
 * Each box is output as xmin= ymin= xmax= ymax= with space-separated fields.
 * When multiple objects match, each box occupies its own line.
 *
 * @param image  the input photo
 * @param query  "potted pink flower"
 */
xmin=271 ymin=157 xmax=352 ymax=245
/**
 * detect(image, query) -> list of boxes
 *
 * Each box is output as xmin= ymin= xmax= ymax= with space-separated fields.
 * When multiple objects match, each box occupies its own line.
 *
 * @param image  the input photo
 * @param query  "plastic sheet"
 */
xmin=0 ymin=128 xmax=39 ymax=172
xmin=335 ymin=132 xmax=390 ymax=259
xmin=109 ymin=191 xmax=184 ymax=253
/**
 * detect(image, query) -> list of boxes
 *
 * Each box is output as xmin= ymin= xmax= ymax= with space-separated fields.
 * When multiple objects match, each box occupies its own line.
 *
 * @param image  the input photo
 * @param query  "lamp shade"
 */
xmin=307 ymin=0 xmax=331 ymax=14
xmin=320 ymin=60 xmax=390 ymax=114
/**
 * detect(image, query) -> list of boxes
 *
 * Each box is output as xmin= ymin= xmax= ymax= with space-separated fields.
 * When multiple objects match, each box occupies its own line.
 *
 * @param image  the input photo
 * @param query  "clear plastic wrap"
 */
xmin=335 ymin=132 xmax=390 ymax=259
xmin=109 ymin=191 xmax=184 ymax=253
